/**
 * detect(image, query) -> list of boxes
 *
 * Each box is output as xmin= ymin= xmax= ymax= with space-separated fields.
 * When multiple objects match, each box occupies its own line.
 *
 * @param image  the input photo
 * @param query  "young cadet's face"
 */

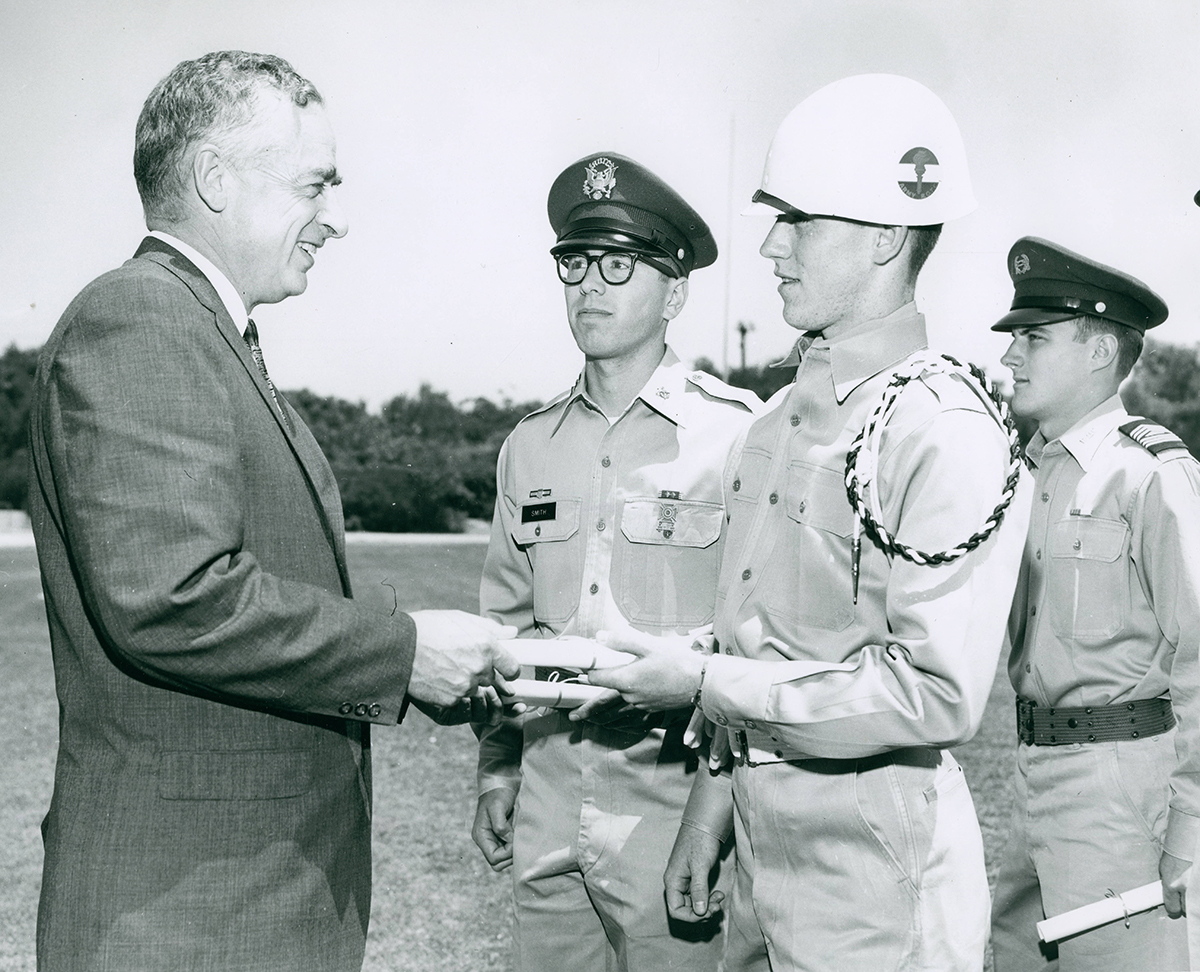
xmin=1001 ymin=321 xmax=1096 ymax=428
xmin=564 ymin=252 xmax=684 ymax=361
xmin=759 ymin=214 xmax=876 ymax=334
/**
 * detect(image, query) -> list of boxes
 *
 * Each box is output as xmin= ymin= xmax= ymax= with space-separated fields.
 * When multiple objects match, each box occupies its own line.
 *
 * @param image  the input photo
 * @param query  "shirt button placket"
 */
xmin=584 ymin=427 xmax=618 ymax=631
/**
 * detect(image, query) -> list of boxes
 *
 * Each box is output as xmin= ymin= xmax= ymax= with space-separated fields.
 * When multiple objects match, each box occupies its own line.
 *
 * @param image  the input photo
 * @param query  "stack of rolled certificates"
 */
xmin=501 ymin=637 xmax=634 ymax=708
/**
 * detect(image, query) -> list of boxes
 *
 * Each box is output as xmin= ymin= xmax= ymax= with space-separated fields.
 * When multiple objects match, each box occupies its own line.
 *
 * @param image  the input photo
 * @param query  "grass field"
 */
xmin=0 ymin=538 xmax=1017 ymax=972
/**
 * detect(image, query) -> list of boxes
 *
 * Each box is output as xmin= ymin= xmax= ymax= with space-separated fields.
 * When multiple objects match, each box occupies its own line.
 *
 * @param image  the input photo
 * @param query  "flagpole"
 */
xmin=722 ymin=112 xmax=735 ymax=380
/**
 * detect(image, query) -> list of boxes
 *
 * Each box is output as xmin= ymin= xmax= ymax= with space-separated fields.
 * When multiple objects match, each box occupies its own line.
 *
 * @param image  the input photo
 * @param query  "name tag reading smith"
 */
xmin=522 ymin=502 xmax=557 ymax=523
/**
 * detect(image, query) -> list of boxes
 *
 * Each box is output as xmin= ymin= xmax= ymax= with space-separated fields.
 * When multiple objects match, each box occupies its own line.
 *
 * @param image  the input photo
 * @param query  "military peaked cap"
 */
xmin=548 ymin=153 xmax=717 ymax=277
xmin=991 ymin=236 xmax=1168 ymax=333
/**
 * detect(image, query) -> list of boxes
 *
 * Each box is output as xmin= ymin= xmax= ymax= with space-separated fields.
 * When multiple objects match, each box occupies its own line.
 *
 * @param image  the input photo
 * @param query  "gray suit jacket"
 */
xmin=29 ymin=237 xmax=415 ymax=971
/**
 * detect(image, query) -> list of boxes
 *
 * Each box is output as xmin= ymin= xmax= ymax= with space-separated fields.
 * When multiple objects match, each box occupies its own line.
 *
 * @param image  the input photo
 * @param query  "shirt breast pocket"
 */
xmin=1047 ymin=515 xmax=1130 ymax=642
xmin=615 ymin=498 xmax=724 ymax=627
xmin=763 ymin=462 xmax=856 ymax=631
xmin=512 ymin=497 xmax=582 ymax=624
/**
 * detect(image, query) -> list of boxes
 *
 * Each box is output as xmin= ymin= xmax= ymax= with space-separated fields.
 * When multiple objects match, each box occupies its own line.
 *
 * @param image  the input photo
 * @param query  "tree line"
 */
xmin=3 ymin=339 xmax=1200 ymax=530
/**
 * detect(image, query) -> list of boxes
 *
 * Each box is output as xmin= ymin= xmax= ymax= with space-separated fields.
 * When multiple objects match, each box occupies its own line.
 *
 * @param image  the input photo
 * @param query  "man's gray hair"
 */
xmin=134 ymin=51 xmax=322 ymax=222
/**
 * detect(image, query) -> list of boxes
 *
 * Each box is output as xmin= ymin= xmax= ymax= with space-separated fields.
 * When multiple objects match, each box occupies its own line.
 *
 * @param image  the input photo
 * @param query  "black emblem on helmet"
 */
xmin=898 ymin=147 xmax=939 ymax=200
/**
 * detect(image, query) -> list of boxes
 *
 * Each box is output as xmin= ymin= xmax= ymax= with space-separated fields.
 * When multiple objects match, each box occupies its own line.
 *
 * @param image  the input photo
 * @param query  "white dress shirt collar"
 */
xmin=148 ymin=230 xmax=248 ymax=333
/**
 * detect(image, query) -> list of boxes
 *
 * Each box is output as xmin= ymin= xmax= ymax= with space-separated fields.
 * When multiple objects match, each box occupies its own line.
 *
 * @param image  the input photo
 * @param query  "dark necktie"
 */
xmin=243 ymin=319 xmax=294 ymax=434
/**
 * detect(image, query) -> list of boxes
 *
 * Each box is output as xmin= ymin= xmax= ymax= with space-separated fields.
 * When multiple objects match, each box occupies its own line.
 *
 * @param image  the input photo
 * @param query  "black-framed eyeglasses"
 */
xmin=555 ymin=251 xmax=641 ymax=286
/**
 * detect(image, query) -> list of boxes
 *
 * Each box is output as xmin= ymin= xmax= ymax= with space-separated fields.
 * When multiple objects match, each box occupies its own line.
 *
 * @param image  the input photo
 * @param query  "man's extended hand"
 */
xmin=408 ymin=610 xmax=518 ymax=708
xmin=411 ymin=677 xmax=522 ymax=726
xmin=1161 ymin=850 xmax=1191 ymax=918
xmin=665 ymin=823 xmax=725 ymax=922
xmin=473 ymin=787 xmax=517 ymax=871
xmin=583 ymin=629 xmax=706 ymax=711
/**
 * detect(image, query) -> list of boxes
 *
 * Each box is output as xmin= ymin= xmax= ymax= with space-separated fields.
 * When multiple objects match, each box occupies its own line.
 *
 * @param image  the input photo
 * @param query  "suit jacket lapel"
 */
xmin=134 ymin=238 xmax=291 ymax=436
xmin=133 ymin=237 xmax=352 ymax=595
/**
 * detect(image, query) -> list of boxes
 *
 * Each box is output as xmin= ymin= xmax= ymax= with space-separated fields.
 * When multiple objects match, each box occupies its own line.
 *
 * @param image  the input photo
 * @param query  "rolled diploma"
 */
xmin=1036 ymin=882 xmax=1163 ymax=943
xmin=505 ymin=678 xmax=607 ymax=709
xmin=499 ymin=638 xmax=635 ymax=671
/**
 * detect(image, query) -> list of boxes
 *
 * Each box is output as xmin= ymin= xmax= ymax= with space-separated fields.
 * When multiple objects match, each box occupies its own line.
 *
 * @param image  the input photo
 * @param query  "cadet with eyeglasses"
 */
xmin=989 ymin=237 xmax=1199 ymax=972
xmin=472 ymin=153 xmax=760 ymax=971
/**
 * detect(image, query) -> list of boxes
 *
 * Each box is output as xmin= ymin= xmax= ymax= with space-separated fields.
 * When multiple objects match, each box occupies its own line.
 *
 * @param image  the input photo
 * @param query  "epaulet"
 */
xmin=516 ymin=386 xmax=573 ymax=423
xmin=1119 ymin=418 xmax=1193 ymax=460
xmin=684 ymin=370 xmax=763 ymax=413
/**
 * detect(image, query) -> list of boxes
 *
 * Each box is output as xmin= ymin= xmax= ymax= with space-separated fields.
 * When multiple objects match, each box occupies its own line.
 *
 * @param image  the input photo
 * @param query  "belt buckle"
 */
xmin=1016 ymin=697 xmax=1037 ymax=746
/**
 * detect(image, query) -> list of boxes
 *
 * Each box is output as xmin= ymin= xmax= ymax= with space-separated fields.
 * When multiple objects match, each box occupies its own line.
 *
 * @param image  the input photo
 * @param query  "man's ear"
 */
xmin=871 ymin=225 xmax=908 ymax=267
xmin=193 ymin=144 xmax=229 ymax=213
xmin=662 ymin=276 xmax=689 ymax=322
xmin=1090 ymin=332 xmax=1120 ymax=374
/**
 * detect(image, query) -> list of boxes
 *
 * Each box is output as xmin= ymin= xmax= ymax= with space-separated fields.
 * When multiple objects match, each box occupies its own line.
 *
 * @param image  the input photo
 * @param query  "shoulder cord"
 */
xmin=843 ymin=352 xmax=1022 ymax=603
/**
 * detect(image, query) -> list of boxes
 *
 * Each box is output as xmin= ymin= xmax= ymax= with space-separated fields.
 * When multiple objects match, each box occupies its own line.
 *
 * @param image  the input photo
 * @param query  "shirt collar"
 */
xmin=826 ymin=302 xmax=928 ymax=403
xmin=1029 ymin=394 xmax=1127 ymax=472
xmin=148 ymin=230 xmax=248 ymax=333
xmin=772 ymin=302 xmax=928 ymax=403
xmin=633 ymin=346 xmax=694 ymax=427
xmin=544 ymin=346 xmax=694 ymax=435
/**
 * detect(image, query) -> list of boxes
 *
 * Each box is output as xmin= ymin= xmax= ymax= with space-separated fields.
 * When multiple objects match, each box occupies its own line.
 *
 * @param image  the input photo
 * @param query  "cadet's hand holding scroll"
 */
xmin=1160 ymin=851 xmax=1190 ymax=919
xmin=581 ymin=630 xmax=706 ymax=711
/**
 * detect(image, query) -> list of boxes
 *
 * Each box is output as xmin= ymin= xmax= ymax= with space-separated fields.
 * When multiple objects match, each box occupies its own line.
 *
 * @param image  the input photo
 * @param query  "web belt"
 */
xmin=1016 ymin=697 xmax=1174 ymax=746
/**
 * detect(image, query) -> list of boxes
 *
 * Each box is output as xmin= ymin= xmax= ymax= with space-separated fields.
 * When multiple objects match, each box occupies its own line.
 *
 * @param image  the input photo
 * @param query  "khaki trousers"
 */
xmin=511 ymin=711 xmax=725 ymax=972
xmin=724 ymin=748 xmax=989 ymax=972
xmin=992 ymin=733 xmax=1190 ymax=971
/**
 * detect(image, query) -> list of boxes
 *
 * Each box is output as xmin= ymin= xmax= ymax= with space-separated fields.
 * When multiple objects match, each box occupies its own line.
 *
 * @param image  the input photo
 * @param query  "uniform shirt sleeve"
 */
xmin=476 ymin=436 xmax=531 ymax=795
xmin=701 ymin=404 xmax=1032 ymax=758
xmin=1133 ymin=459 xmax=1200 ymax=860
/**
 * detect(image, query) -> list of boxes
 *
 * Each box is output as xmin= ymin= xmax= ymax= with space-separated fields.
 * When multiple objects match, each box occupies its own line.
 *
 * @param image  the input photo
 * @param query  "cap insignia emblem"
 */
xmin=1013 ymin=253 xmax=1031 ymax=276
xmin=583 ymin=157 xmax=618 ymax=200
xmin=656 ymin=387 xmax=670 ymax=399
xmin=898 ymin=147 xmax=939 ymax=199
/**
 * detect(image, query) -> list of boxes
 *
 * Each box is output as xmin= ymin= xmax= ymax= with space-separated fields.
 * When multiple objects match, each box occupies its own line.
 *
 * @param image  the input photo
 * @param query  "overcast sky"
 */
xmin=3 ymin=0 xmax=1198 ymax=408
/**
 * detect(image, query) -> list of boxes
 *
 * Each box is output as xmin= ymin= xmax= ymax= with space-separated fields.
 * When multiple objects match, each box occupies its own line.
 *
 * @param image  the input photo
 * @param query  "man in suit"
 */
xmin=28 ymin=50 xmax=517 ymax=971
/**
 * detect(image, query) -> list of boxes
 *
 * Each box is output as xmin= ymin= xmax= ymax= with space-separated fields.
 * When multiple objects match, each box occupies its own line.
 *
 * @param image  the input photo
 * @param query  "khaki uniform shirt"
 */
xmin=1008 ymin=395 xmax=1200 ymax=859
xmin=699 ymin=303 xmax=1032 ymax=763
xmin=478 ymin=348 xmax=760 ymax=793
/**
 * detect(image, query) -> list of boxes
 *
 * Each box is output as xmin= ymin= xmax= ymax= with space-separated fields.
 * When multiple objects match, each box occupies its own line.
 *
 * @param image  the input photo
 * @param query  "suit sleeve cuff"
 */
xmin=386 ymin=611 xmax=417 ymax=723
